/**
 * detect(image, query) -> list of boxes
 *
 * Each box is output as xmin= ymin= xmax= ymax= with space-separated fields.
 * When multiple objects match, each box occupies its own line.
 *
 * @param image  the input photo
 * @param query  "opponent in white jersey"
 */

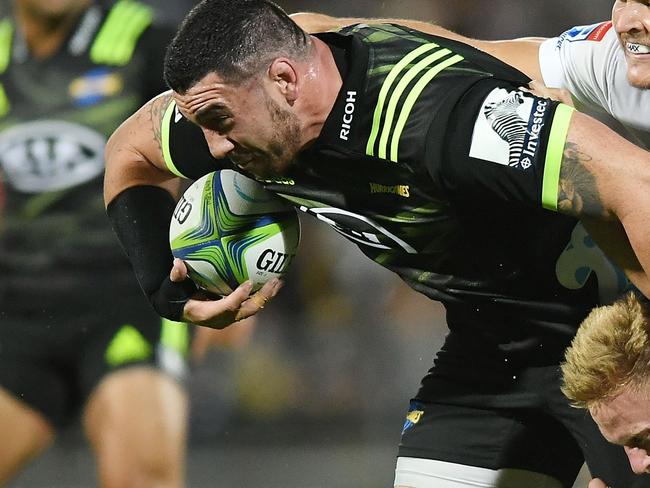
xmin=539 ymin=6 xmax=650 ymax=487
xmin=539 ymin=20 xmax=650 ymax=148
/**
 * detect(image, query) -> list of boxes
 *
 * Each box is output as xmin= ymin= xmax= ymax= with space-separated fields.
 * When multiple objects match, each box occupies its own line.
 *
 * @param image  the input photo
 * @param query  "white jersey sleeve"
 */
xmin=538 ymin=21 xmax=650 ymax=148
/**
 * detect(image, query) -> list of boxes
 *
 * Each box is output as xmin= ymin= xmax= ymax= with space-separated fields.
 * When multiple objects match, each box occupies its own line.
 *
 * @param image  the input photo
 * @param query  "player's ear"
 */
xmin=268 ymin=58 xmax=298 ymax=104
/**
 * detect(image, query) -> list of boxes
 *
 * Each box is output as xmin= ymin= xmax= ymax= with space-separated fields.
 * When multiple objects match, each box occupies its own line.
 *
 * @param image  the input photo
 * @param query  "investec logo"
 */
xmin=520 ymin=99 xmax=548 ymax=169
xmin=339 ymin=91 xmax=357 ymax=140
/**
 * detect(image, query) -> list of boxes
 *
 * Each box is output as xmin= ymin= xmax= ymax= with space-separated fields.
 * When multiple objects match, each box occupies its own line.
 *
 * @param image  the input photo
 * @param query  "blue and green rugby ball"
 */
xmin=169 ymin=170 xmax=300 ymax=296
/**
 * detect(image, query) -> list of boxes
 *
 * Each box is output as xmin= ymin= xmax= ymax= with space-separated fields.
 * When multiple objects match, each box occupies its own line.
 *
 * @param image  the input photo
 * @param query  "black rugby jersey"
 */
xmin=0 ymin=0 xmax=172 ymax=309
xmin=161 ymin=24 xmax=628 ymax=362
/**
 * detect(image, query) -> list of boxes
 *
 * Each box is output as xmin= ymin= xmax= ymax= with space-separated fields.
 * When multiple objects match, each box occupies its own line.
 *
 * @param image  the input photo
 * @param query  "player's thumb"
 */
xmin=170 ymin=257 xmax=189 ymax=282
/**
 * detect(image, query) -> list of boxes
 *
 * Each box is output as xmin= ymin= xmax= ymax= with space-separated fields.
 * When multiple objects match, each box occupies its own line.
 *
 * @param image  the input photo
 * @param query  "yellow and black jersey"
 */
xmin=0 ymin=0 xmax=173 ymax=307
xmin=161 ymin=23 xmax=627 ymax=363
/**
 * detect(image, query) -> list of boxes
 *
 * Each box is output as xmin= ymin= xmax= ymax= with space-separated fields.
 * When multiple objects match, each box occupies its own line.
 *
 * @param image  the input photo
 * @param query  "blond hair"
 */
xmin=561 ymin=292 xmax=650 ymax=409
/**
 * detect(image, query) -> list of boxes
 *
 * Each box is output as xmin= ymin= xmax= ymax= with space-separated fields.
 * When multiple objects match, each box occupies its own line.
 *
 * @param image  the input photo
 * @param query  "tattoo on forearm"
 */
xmin=147 ymin=93 xmax=173 ymax=152
xmin=558 ymin=142 xmax=605 ymax=218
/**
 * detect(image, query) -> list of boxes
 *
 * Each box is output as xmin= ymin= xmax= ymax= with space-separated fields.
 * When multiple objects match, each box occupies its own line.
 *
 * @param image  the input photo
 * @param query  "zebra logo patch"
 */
xmin=469 ymin=88 xmax=544 ymax=170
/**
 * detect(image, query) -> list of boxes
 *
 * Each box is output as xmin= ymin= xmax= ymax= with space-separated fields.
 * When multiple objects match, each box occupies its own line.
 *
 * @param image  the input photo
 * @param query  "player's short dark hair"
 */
xmin=164 ymin=0 xmax=311 ymax=93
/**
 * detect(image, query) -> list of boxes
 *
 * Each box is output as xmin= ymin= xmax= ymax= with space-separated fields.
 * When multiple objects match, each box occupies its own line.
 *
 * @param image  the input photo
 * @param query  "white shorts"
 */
xmin=394 ymin=457 xmax=564 ymax=488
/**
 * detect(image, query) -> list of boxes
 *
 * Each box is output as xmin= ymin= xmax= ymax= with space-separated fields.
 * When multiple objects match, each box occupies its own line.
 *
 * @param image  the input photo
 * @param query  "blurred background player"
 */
xmin=0 ymin=0 xmax=190 ymax=486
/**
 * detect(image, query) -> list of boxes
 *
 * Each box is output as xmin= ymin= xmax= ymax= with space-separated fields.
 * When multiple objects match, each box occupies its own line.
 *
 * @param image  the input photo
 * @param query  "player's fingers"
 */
xmin=235 ymin=278 xmax=283 ymax=321
xmin=184 ymin=281 xmax=253 ymax=328
xmin=522 ymin=80 xmax=573 ymax=106
xmin=257 ymin=277 xmax=284 ymax=302
xmin=170 ymin=257 xmax=189 ymax=282
xmin=183 ymin=279 xmax=282 ymax=328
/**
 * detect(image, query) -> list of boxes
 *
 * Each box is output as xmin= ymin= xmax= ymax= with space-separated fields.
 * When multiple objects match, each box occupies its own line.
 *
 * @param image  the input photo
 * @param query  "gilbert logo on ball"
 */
xmin=169 ymin=170 xmax=300 ymax=296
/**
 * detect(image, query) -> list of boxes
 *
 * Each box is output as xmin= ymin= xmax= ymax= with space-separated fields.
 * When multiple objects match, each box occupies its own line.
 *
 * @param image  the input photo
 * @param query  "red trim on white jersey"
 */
xmin=586 ymin=21 xmax=613 ymax=42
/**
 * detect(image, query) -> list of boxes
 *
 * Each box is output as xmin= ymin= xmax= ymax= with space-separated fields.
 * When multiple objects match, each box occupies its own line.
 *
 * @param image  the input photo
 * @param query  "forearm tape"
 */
xmin=106 ymin=185 xmax=196 ymax=320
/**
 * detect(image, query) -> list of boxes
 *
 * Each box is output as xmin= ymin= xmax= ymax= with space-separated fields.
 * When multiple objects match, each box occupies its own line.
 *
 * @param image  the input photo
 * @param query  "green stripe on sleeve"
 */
xmin=161 ymin=100 xmax=185 ymax=178
xmin=366 ymin=43 xmax=438 ymax=156
xmin=112 ymin=7 xmax=152 ymax=65
xmin=541 ymin=104 xmax=575 ymax=211
xmin=0 ymin=19 xmax=13 ymax=74
xmin=378 ymin=49 xmax=451 ymax=159
xmin=390 ymin=54 xmax=464 ymax=162
xmin=90 ymin=0 xmax=128 ymax=63
xmin=90 ymin=0 xmax=152 ymax=66
xmin=104 ymin=1 xmax=138 ymax=58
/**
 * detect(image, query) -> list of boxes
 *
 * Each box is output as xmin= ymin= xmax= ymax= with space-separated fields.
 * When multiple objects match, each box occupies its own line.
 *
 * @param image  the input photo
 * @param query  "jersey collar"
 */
xmin=306 ymin=30 xmax=370 ymax=156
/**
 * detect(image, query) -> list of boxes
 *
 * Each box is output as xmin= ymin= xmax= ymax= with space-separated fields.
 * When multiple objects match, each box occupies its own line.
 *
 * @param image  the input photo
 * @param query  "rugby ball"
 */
xmin=169 ymin=170 xmax=300 ymax=296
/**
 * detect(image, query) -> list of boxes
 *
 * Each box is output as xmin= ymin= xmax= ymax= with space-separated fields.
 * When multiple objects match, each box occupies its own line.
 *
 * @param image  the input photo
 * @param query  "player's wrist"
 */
xmin=106 ymin=185 xmax=196 ymax=320
xmin=151 ymin=275 xmax=197 ymax=321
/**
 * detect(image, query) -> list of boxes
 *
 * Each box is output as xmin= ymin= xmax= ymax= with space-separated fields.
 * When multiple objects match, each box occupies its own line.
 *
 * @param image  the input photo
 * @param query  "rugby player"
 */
xmin=293 ymin=7 xmax=650 ymax=485
xmin=0 ymin=1 xmax=188 ymax=486
xmin=104 ymin=1 xmax=650 ymax=486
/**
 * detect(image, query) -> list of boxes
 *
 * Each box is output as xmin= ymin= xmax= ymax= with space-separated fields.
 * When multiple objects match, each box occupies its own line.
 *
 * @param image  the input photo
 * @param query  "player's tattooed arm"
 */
xmin=557 ymin=142 xmax=606 ymax=218
xmin=556 ymin=111 xmax=650 ymax=296
xmin=558 ymin=139 xmax=643 ymax=290
xmin=147 ymin=91 xmax=173 ymax=153
xmin=104 ymin=90 xmax=181 ymax=205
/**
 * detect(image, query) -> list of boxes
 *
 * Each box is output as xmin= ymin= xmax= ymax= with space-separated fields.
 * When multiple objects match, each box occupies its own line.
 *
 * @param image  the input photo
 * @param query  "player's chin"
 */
xmin=237 ymin=162 xmax=273 ymax=180
xmin=252 ymin=160 xmax=293 ymax=180
xmin=626 ymin=63 xmax=650 ymax=89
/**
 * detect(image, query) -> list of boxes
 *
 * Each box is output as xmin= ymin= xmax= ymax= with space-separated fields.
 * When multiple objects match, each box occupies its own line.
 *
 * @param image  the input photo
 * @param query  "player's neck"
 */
xmin=299 ymin=36 xmax=344 ymax=147
xmin=14 ymin=1 xmax=91 ymax=60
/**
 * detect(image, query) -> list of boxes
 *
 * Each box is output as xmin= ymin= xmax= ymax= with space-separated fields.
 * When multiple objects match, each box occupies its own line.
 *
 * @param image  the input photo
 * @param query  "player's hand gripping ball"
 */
xmin=169 ymin=170 xmax=300 ymax=296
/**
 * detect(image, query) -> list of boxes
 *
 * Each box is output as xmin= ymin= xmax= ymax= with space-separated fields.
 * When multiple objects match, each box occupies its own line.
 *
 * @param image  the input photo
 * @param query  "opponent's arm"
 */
xmin=290 ymin=12 xmax=545 ymax=80
xmin=553 ymin=111 xmax=650 ymax=296
xmin=104 ymin=92 xmax=280 ymax=328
